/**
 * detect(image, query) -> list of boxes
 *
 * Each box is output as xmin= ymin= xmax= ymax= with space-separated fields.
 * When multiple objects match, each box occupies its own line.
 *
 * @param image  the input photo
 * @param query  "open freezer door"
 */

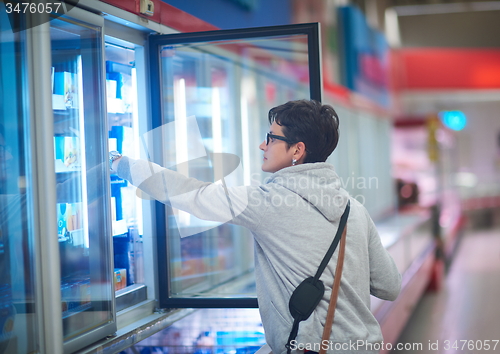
xmin=147 ymin=23 xmax=322 ymax=308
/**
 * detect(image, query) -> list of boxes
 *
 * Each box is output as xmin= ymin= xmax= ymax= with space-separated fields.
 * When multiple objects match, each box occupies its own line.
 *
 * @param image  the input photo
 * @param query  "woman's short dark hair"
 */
xmin=268 ymin=99 xmax=340 ymax=163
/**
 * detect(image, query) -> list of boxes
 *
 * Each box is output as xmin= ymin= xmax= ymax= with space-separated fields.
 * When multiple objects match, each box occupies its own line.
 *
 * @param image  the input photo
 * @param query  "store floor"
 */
xmin=393 ymin=226 xmax=500 ymax=353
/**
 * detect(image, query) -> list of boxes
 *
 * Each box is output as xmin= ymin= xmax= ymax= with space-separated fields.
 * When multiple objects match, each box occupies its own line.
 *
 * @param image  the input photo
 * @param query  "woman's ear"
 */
xmin=293 ymin=142 xmax=307 ymax=163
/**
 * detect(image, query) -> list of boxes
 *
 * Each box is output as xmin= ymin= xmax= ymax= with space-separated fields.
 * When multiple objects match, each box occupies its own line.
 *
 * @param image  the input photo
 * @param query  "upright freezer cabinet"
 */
xmin=3 ymin=5 xmax=324 ymax=351
xmin=5 ymin=7 xmax=116 ymax=354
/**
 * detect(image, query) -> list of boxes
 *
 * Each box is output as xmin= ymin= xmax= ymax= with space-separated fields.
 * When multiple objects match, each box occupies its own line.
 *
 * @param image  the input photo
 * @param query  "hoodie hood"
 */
xmin=265 ymin=163 xmax=350 ymax=222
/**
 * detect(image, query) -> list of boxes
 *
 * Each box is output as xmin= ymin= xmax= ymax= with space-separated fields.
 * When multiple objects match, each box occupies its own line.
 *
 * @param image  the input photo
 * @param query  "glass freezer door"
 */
xmin=0 ymin=7 xmax=39 ymax=354
xmin=49 ymin=11 xmax=115 ymax=352
xmin=148 ymin=23 xmax=322 ymax=308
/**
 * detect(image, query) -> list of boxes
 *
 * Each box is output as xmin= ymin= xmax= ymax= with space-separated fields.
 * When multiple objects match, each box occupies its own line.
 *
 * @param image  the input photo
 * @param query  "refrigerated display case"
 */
xmin=49 ymin=9 xmax=115 ymax=352
xmin=1 ymin=8 xmax=321 ymax=352
xmin=2 ymin=0 xmax=334 ymax=348
xmin=147 ymin=23 xmax=322 ymax=308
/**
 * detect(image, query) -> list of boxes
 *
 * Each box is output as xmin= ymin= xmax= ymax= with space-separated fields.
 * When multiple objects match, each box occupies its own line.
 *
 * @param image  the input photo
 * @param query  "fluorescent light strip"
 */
xmin=174 ymin=78 xmax=188 ymax=167
xmin=211 ymin=87 xmax=222 ymax=153
xmin=77 ymin=55 xmax=90 ymax=250
xmin=173 ymin=78 xmax=190 ymax=226
xmin=240 ymin=97 xmax=251 ymax=186
xmin=131 ymin=66 xmax=143 ymax=235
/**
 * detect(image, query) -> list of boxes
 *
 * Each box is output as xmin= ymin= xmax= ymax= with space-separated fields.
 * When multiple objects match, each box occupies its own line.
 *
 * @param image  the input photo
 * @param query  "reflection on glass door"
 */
xmin=162 ymin=52 xmax=255 ymax=300
xmin=0 ymin=7 xmax=38 ymax=354
xmin=50 ymin=13 xmax=114 ymax=350
xmin=149 ymin=24 xmax=321 ymax=307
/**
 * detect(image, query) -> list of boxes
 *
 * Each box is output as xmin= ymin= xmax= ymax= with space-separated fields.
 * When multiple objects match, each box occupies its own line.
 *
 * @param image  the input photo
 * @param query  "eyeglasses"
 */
xmin=265 ymin=132 xmax=294 ymax=145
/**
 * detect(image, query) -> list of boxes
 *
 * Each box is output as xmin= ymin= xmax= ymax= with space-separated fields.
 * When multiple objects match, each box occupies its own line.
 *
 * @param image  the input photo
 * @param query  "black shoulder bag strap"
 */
xmin=285 ymin=200 xmax=350 ymax=354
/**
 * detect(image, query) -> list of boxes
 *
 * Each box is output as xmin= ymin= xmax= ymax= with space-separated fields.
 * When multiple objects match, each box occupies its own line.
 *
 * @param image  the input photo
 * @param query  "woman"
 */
xmin=111 ymin=100 xmax=401 ymax=354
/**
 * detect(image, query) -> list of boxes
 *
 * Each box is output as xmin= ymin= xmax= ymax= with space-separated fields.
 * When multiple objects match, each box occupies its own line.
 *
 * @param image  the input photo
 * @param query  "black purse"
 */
xmin=285 ymin=201 xmax=350 ymax=354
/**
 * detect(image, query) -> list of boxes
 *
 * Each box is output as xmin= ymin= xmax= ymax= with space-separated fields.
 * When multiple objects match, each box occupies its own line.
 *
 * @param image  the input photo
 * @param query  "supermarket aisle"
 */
xmin=393 ymin=227 xmax=500 ymax=353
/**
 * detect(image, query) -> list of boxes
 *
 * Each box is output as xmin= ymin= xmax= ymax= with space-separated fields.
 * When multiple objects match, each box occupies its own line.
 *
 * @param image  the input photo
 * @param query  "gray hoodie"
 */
xmin=116 ymin=158 xmax=401 ymax=354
